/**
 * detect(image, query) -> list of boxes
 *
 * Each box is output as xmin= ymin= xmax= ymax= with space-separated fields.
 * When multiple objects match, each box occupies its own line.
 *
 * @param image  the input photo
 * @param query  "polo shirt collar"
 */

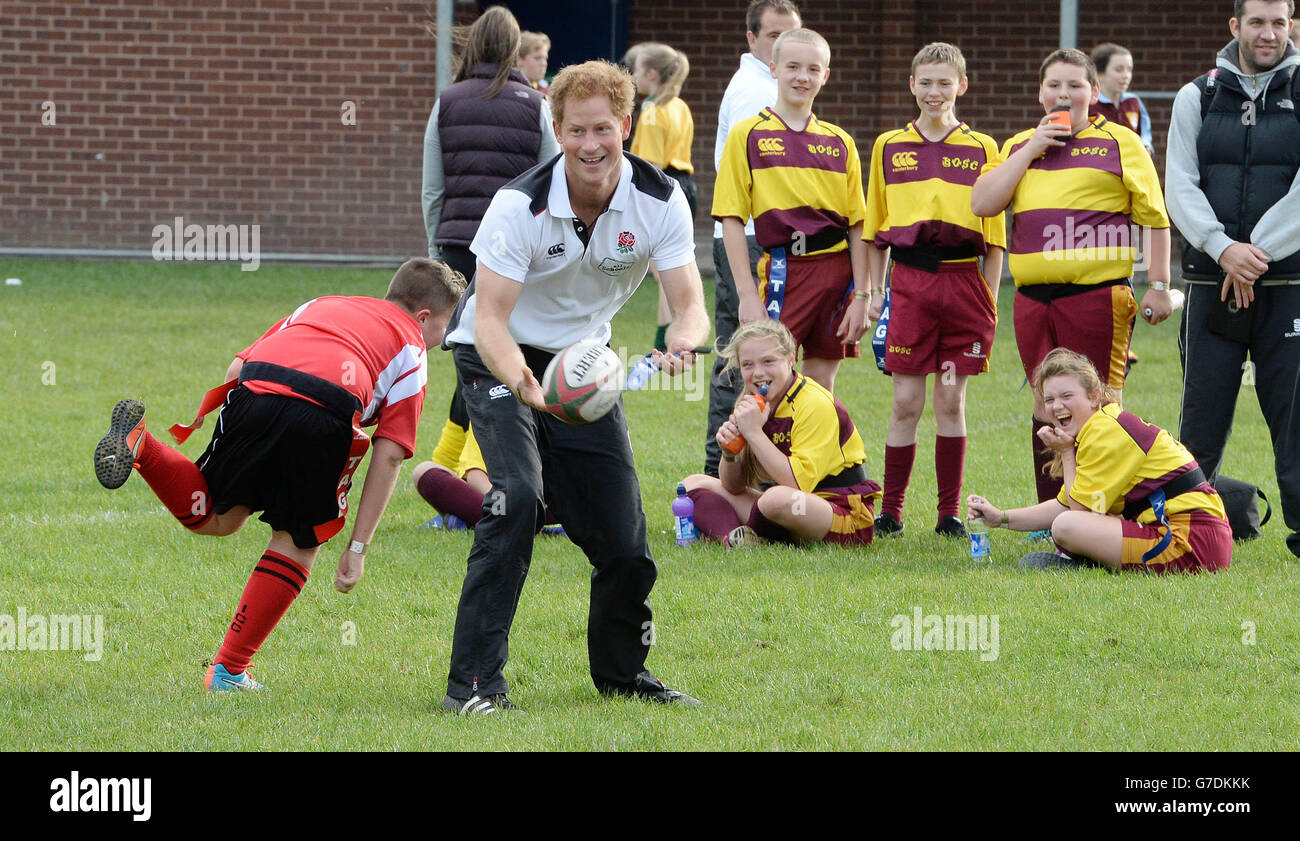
xmin=547 ymin=153 xmax=633 ymax=219
xmin=741 ymin=51 xmax=771 ymax=79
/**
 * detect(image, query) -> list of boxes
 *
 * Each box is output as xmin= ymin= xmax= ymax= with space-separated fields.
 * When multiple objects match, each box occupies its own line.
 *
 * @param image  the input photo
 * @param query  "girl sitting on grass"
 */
xmin=966 ymin=348 xmax=1232 ymax=572
xmin=680 ymin=320 xmax=881 ymax=547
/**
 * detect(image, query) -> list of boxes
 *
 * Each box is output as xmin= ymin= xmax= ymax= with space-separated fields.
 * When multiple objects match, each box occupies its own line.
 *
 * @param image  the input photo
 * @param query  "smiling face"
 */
xmin=771 ymin=38 xmax=830 ymax=111
xmin=737 ymin=337 xmax=795 ymax=397
xmin=1098 ymin=51 xmax=1133 ymax=99
xmin=1231 ymin=0 xmax=1294 ymax=74
xmin=910 ymin=61 xmax=967 ymax=123
xmin=1040 ymin=374 xmax=1102 ymax=438
xmin=555 ymin=94 xmax=631 ymax=205
xmin=1039 ymin=60 xmax=1099 ymax=129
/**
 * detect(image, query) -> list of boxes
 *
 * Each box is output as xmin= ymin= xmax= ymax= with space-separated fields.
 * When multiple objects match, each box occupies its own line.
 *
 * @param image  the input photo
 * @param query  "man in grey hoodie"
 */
xmin=1166 ymin=0 xmax=1300 ymax=559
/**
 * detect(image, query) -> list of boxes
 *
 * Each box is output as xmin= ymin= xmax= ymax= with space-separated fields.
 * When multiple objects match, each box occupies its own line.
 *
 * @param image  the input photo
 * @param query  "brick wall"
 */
xmin=0 ymin=0 xmax=477 ymax=257
xmin=630 ymin=0 xmax=1236 ymax=245
xmin=0 ymin=0 xmax=1252 ymax=257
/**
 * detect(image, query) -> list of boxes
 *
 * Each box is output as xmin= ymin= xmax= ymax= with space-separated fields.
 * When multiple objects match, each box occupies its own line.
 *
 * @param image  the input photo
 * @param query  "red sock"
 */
xmin=135 ymin=429 xmax=213 ymax=530
xmin=215 ymin=550 xmax=309 ymax=674
xmin=1032 ymin=420 xmax=1063 ymax=503
xmin=686 ymin=488 xmax=743 ymax=541
xmin=934 ymin=435 xmax=966 ymax=520
xmin=416 ymin=467 xmax=484 ymax=524
xmin=880 ymin=443 xmax=916 ymax=521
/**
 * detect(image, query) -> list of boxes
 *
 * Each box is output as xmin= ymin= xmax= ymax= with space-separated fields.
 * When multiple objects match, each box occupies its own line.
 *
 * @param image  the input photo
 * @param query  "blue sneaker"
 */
xmin=421 ymin=514 xmax=470 ymax=530
xmin=205 ymin=662 xmax=265 ymax=692
xmin=540 ymin=524 xmax=566 ymax=537
xmin=1022 ymin=529 xmax=1053 ymax=543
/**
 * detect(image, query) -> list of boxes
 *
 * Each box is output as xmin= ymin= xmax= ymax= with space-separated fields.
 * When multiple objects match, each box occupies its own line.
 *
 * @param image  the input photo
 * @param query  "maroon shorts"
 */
xmin=885 ymin=261 xmax=997 ymax=376
xmin=1013 ymin=282 xmax=1137 ymax=389
xmin=1120 ymin=510 xmax=1232 ymax=574
xmin=816 ymin=479 xmax=883 ymax=546
xmin=758 ymin=249 xmax=860 ymax=361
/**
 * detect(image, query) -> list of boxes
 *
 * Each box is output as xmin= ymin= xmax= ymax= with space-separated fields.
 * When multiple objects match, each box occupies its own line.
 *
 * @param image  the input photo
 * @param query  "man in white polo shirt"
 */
xmin=439 ymin=59 xmax=711 ymax=715
xmin=704 ymin=0 xmax=801 ymax=477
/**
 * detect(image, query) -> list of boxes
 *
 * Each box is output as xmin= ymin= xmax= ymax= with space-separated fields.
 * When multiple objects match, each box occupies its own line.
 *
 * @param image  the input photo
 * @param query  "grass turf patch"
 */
xmin=1 ymin=258 xmax=1295 ymax=750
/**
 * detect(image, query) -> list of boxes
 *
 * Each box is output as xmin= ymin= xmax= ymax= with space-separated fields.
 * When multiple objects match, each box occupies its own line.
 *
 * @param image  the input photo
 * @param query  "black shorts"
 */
xmin=196 ymin=386 xmax=353 ymax=548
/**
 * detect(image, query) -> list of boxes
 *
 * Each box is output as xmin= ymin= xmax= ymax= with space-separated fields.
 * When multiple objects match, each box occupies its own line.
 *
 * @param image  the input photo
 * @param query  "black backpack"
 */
xmin=1214 ymin=475 xmax=1272 ymax=541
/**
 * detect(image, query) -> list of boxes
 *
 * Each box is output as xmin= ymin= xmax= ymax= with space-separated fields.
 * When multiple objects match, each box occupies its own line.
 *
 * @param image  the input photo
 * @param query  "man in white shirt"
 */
xmin=440 ymin=60 xmax=711 ymax=715
xmin=705 ymin=0 xmax=801 ymax=477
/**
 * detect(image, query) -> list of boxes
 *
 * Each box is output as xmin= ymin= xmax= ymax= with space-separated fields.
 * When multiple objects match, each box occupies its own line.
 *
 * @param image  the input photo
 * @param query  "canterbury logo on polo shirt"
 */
xmin=757 ymin=137 xmax=785 ymax=155
xmin=891 ymin=150 xmax=919 ymax=171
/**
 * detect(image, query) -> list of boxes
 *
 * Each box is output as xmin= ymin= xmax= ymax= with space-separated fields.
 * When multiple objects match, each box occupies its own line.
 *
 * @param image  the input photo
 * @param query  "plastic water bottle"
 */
xmin=969 ymin=517 xmax=991 ymax=562
xmin=1143 ymin=287 xmax=1185 ymax=320
xmin=672 ymin=483 xmax=696 ymax=545
xmin=624 ymin=353 xmax=659 ymax=391
xmin=721 ymin=384 xmax=768 ymax=454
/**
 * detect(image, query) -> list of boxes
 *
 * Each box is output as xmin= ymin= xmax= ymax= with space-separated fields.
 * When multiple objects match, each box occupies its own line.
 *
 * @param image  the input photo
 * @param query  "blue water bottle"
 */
xmin=672 ymin=483 xmax=696 ymax=545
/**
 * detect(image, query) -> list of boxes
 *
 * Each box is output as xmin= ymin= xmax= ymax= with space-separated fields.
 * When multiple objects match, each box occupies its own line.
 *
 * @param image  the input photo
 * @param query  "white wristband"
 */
xmin=349 ymin=539 xmax=367 ymax=555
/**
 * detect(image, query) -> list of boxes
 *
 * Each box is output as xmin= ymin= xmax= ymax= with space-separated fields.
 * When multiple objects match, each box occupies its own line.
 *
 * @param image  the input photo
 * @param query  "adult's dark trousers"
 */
xmin=437 ymin=246 xmax=477 ymax=428
xmin=446 ymin=343 xmax=659 ymax=698
xmin=1178 ymin=281 xmax=1300 ymax=557
xmin=704 ymin=234 xmax=763 ymax=476
xmin=438 ymin=245 xmax=477 ymax=286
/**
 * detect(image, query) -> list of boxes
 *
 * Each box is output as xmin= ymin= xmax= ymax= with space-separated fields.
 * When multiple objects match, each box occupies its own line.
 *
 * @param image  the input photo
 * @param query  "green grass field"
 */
xmin=1 ymin=258 xmax=1296 ymax=751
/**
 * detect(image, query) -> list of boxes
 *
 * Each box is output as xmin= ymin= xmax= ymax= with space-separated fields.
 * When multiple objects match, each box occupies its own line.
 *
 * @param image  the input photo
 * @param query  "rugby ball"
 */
xmin=540 ymin=340 xmax=624 ymax=423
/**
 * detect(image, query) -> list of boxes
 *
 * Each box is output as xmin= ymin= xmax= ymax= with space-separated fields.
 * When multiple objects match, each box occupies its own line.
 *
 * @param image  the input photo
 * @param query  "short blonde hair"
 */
xmin=911 ymin=42 xmax=966 ymax=79
xmin=548 ymin=60 xmax=636 ymax=126
xmin=771 ymin=27 xmax=830 ymax=66
xmin=519 ymin=30 xmax=549 ymax=56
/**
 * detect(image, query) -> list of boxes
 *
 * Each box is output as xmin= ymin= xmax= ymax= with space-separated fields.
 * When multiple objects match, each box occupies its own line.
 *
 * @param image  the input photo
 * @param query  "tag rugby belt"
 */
xmin=814 ymin=462 xmax=868 ymax=492
xmin=1121 ymin=465 xmax=1209 ymax=567
xmin=169 ymin=361 xmax=363 ymax=443
xmin=764 ymin=228 xmax=851 ymax=320
xmin=889 ymin=245 xmax=980 ymax=274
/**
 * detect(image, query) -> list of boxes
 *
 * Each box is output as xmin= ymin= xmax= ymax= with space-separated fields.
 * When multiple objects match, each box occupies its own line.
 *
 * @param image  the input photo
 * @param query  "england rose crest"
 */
xmin=617 ymin=231 xmax=635 ymax=254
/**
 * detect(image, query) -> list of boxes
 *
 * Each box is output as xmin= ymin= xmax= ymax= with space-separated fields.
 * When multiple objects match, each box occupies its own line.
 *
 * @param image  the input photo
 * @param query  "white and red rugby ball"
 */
xmin=540 ymin=339 xmax=624 ymax=423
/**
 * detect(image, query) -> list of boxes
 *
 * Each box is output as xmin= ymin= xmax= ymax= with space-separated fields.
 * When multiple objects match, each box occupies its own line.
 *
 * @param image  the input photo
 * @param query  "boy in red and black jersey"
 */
xmin=94 ymin=258 xmax=465 ymax=691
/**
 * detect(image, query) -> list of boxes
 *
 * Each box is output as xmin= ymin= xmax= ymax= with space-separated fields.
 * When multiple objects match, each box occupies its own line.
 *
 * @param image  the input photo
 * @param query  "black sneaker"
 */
xmin=606 ymin=671 xmax=703 ymax=706
xmin=934 ymin=516 xmax=967 ymax=538
xmin=874 ymin=513 xmax=904 ymax=537
xmin=440 ymin=693 xmax=524 ymax=716
xmin=94 ymin=399 xmax=147 ymax=490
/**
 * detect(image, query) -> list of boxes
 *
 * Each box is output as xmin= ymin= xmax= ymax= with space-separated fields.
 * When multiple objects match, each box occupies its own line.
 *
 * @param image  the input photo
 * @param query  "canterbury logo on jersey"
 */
xmin=891 ymin=151 xmax=918 ymax=170
xmin=757 ymin=137 xmax=785 ymax=155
